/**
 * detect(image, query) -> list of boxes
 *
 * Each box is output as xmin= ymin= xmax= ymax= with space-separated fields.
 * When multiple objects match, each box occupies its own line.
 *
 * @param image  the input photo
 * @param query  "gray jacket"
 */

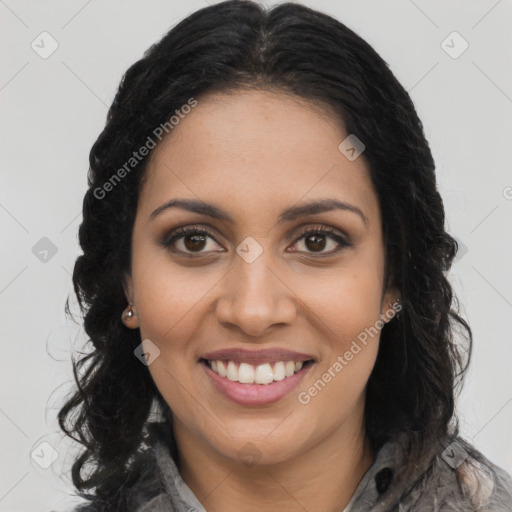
xmin=73 ymin=422 xmax=512 ymax=511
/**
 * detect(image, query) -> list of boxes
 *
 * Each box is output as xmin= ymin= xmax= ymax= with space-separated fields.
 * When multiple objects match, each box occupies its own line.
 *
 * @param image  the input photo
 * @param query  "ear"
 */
xmin=380 ymin=287 xmax=401 ymax=324
xmin=122 ymin=272 xmax=135 ymax=304
xmin=121 ymin=272 xmax=140 ymax=329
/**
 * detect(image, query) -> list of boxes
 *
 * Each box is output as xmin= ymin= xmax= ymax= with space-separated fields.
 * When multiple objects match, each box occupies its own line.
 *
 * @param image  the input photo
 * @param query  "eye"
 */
xmin=289 ymin=225 xmax=351 ymax=255
xmin=159 ymin=225 xmax=224 ymax=255
xmin=159 ymin=224 xmax=351 ymax=257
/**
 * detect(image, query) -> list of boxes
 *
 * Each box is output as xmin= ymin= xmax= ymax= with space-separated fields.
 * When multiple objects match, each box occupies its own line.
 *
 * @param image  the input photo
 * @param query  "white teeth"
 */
xmin=255 ymin=363 xmax=274 ymax=385
xmin=285 ymin=361 xmax=295 ymax=377
xmin=238 ymin=363 xmax=255 ymax=383
xmin=227 ymin=361 xmax=238 ymax=381
xmin=273 ymin=361 xmax=286 ymax=381
xmin=207 ymin=359 xmax=308 ymax=384
xmin=217 ymin=361 xmax=227 ymax=377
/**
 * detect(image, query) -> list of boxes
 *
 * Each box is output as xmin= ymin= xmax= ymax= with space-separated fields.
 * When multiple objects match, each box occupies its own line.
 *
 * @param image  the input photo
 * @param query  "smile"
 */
xmin=200 ymin=358 xmax=315 ymax=406
xmin=204 ymin=359 xmax=311 ymax=384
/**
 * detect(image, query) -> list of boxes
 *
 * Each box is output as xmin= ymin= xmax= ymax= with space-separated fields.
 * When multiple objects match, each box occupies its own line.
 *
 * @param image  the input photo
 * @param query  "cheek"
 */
xmin=291 ymin=261 xmax=383 ymax=343
xmin=298 ymin=343 xmax=378 ymax=441
xmin=294 ymin=276 xmax=382 ymax=435
xmin=133 ymin=266 xmax=211 ymax=421
xmin=291 ymin=259 xmax=383 ymax=407
xmin=131 ymin=250 xmax=221 ymax=350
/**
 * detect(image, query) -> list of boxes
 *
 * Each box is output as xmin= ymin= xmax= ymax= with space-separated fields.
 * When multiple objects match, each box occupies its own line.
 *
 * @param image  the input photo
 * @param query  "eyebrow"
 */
xmin=149 ymin=198 xmax=368 ymax=228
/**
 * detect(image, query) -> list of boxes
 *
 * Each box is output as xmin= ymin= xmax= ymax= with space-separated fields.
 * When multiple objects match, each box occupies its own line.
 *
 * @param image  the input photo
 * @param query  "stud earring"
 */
xmin=122 ymin=303 xmax=136 ymax=322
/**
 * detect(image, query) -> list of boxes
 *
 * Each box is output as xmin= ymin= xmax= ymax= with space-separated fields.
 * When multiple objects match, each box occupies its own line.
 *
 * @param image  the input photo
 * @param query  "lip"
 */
xmin=200 ymin=347 xmax=316 ymax=366
xmin=201 ymin=359 xmax=315 ymax=406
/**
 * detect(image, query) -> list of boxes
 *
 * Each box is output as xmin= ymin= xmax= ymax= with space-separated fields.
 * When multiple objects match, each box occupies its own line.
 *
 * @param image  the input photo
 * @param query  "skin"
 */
xmin=122 ymin=89 xmax=399 ymax=512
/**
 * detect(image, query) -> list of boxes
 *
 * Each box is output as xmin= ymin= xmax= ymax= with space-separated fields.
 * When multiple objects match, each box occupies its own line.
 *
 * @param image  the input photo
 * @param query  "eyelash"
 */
xmin=159 ymin=224 xmax=351 ymax=257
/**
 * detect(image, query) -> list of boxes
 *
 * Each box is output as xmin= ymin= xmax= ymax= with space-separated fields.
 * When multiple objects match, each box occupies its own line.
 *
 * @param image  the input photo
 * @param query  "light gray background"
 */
xmin=1 ymin=1 xmax=511 ymax=510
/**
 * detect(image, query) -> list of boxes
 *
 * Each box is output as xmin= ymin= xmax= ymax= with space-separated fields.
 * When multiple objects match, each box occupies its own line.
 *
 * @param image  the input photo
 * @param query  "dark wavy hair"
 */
xmin=58 ymin=0 xmax=481 ymax=508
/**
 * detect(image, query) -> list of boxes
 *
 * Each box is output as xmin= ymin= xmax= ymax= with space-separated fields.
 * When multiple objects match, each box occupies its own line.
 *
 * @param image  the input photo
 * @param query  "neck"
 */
xmin=173 ymin=407 xmax=374 ymax=512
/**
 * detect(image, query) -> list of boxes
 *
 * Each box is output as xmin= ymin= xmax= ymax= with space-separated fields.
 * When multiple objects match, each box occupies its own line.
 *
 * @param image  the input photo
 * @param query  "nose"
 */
xmin=214 ymin=249 xmax=297 ymax=338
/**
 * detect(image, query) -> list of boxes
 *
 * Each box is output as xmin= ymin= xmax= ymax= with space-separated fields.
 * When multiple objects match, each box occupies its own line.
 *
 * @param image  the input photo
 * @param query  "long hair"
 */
xmin=58 ymin=0 xmax=478 ymax=507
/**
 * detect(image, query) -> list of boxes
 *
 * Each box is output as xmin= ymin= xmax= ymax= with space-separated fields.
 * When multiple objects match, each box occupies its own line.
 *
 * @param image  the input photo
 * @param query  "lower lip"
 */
xmin=201 ymin=361 xmax=314 ymax=406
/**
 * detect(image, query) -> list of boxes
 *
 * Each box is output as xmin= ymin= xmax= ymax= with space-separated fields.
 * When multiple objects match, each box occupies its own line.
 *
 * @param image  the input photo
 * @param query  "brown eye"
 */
xmin=304 ymin=233 xmax=327 ymax=252
xmin=160 ymin=226 xmax=224 ymax=255
xmin=184 ymin=233 xmax=207 ymax=252
xmin=290 ymin=226 xmax=351 ymax=255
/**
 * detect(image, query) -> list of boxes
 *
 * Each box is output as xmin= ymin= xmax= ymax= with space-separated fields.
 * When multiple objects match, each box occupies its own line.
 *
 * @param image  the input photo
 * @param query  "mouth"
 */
xmin=199 ymin=355 xmax=316 ymax=406
xmin=200 ymin=358 xmax=315 ymax=385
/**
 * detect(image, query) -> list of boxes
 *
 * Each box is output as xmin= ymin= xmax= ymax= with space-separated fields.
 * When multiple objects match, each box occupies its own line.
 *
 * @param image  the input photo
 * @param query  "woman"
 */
xmin=59 ymin=1 xmax=512 ymax=510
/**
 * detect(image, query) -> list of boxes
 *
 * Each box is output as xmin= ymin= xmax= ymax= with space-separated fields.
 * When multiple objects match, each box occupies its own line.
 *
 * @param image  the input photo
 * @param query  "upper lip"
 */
xmin=200 ymin=348 xmax=316 ymax=366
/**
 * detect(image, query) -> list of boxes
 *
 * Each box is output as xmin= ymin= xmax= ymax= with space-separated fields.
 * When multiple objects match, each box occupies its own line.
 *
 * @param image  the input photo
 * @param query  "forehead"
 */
xmin=139 ymin=89 xmax=379 ymax=230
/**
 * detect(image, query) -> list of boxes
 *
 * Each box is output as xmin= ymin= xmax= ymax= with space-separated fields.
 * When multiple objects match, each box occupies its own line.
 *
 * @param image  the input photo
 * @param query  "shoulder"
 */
xmin=408 ymin=436 xmax=512 ymax=511
xmin=455 ymin=445 xmax=512 ymax=511
xmin=63 ymin=449 xmax=165 ymax=512
xmin=64 ymin=499 xmax=112 ymax=512
xmin=61 ymin=423 xmax=181 ymax=512
xmin=63 ymin=502 xmax=99 ymax=512
xmin=66 ymin=494 xmax=174 ymax=512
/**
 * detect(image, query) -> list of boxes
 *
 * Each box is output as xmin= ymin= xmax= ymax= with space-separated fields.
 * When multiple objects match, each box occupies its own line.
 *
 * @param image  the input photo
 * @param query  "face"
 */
xmin=123 ymin=89 xmax=398 ymax=466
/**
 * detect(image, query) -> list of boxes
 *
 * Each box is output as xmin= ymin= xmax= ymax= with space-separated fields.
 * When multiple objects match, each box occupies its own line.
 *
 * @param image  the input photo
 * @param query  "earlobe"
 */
xmin=381 ymin=289 xmax=402 ymax=323
xmin=121 ymin=303 xmax=139 ymax=328
xmin=121 ymin=273 xmax=139 ymax=328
